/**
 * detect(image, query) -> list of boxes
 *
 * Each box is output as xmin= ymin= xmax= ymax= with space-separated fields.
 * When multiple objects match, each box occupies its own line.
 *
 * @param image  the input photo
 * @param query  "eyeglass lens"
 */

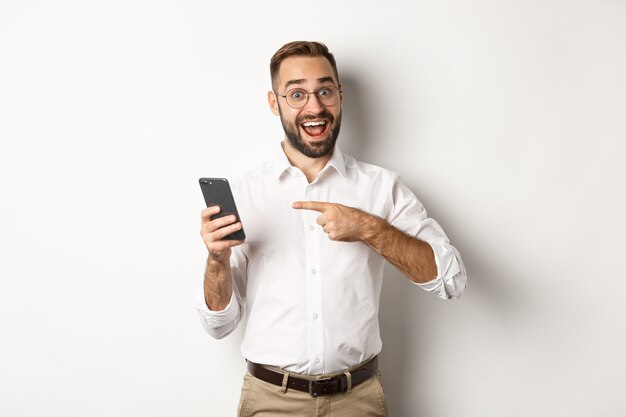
xmin=285 ymin=86 xmax=340 ymax=109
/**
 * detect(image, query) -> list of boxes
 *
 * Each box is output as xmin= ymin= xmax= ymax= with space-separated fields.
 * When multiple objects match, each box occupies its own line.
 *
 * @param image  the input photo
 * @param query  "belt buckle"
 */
xmin=308 ymin=377 xmax=343 ymax=397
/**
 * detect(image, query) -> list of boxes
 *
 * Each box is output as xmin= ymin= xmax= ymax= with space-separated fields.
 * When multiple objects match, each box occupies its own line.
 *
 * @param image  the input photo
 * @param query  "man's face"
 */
xmin=269 ymin=56 xmax=342 ymax=158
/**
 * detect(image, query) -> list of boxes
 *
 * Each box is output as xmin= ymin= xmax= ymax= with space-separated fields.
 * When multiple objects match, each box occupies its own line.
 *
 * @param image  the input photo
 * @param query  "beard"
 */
xmin=279 ymin=107 xmax=342 ymax=159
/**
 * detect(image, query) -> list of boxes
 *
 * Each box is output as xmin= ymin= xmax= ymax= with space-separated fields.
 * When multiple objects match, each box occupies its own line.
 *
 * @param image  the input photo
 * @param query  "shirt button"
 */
xmin=311 ymin=268 xmax=317 ymax=275
xmin=309 ymin=225 xmax=315 ymax=231
xmin=314 ymin=358 xmax=320 ymax=364
xmin=313 ymin=313 xmax=319 ymax=319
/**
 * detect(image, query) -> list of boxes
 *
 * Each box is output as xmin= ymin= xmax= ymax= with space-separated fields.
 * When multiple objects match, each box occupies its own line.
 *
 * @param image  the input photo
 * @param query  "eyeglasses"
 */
xmin=279 ymin=86 xmax=341 ymax=109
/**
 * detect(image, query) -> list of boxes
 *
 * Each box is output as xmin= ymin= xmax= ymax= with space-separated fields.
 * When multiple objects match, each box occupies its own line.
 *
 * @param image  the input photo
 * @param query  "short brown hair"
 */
xmin=270 ymin=41 xmax=339 ymax=91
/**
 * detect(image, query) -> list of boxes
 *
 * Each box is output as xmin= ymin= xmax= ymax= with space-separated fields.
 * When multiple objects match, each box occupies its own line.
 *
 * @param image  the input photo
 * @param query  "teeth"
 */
xmin=302 ymin=121 xmax=326 ymax=127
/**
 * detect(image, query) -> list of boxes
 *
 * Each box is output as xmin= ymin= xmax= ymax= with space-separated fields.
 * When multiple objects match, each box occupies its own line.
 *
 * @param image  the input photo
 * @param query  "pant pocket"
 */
xmin=373 ymin=371 xmax=389 ymax=417
xmin=237 ymin=373 xmax=256 ymax=417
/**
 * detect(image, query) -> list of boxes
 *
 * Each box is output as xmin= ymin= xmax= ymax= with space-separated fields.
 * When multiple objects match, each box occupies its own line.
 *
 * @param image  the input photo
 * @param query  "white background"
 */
xmin=1 ymin=1 xmax=625 ymax=416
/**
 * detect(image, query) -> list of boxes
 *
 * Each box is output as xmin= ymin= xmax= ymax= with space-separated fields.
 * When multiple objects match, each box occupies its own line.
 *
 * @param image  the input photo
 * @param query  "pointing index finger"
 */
xmin=292 ymin=201 xmax=330 ymax=212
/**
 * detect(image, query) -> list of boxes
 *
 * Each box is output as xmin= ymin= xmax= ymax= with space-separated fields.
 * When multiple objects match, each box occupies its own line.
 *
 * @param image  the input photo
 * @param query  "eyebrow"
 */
xmin=284 ymin=76 xmax=336 ymax=90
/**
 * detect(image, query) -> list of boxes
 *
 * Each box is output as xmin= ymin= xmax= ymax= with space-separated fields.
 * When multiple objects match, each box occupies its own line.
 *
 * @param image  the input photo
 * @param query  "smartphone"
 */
xmin=199 ymin=177 xmax=246 ymax=241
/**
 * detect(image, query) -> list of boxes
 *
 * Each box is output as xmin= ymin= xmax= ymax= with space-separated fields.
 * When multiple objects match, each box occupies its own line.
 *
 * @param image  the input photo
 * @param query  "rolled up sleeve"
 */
xmin=194 ymin=289 xmax=242 ymax=339
xmin=417 ymin=243 xmax=467 ymax=299
xmin=389 ymin=176 xmax=467 ymax=299
xmin=194 ymin=247 xmax=247 ymax=339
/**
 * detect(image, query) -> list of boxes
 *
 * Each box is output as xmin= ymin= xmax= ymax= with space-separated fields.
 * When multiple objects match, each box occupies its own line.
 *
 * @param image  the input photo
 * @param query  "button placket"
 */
xmin=304 ymin=183 xmax=324 ymax=374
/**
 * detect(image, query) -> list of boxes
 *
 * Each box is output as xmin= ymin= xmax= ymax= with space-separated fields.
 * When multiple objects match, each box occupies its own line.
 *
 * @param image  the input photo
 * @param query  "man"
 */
xmin=196 ymin=41 xmax=467 ymax=417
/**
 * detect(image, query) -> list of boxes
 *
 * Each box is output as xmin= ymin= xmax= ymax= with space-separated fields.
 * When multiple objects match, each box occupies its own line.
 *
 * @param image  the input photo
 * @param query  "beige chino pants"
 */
xmin=237 ymin=370 xmax=389 ymax=417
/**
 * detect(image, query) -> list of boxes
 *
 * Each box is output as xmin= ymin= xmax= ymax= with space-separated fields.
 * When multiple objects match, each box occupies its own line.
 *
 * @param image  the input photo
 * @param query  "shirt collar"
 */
xmin=270 ymin=143 xmax=294 ymax=179
xmin=326 ymin=145 xmax=347 ymax=178
xmin=270 ymin=141 xmax=347 ymax=180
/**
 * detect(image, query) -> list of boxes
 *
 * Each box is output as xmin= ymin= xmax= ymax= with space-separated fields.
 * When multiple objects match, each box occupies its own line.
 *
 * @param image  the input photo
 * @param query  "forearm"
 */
xmin=362 ymin=215 xmax=438 ymax=284
xmin=203 ymin=257 xmax=233 ymax=311
xmin=291 ymin=200 xmax=439 ymax=284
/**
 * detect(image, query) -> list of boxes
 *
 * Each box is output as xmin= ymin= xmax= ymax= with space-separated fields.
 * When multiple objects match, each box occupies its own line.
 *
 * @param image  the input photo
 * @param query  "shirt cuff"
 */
xmin=194 ymin=287 xmax=240 ymax=329
xmin=415 ymin=241 xmax=466 ymax=299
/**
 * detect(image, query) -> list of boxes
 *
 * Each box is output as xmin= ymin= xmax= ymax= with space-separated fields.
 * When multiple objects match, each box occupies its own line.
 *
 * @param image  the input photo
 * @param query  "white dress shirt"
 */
xmin=195 ymin=144 xmax=467 ymax=375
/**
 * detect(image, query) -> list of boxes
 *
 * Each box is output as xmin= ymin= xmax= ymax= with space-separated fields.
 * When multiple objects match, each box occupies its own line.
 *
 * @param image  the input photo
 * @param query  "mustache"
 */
xmin=297 ymin=110 xmax=334 ymax=124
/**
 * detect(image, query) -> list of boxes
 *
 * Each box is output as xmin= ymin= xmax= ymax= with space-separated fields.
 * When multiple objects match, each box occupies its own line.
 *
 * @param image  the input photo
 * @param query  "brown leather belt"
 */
xmin=246 ymin=356 xmax=378 ymax=397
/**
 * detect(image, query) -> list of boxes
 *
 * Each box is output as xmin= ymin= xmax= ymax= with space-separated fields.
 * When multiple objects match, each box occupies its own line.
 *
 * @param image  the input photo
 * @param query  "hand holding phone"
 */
xmin=199 ymin=178 xmax=246 ymax=241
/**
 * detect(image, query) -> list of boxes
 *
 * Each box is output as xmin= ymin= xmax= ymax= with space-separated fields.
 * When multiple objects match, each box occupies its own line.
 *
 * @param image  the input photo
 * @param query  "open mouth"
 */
xmin=301 ymin=120 xmax=328 ymax=138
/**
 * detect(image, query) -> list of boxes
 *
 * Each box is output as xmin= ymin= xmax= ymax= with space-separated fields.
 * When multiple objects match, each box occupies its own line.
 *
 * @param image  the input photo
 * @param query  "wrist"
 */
xmin=207 ymin=249 xmax=230 ymax=264
xmin=360 ymin=212 xmax=387 ymax=246
xmin=206 ymin=254 xmax=230 ymax=273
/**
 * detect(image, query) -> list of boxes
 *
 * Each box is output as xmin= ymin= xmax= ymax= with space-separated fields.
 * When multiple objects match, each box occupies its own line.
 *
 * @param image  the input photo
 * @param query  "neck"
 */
xmin=282 ymin=140 xmax=332 ymax=183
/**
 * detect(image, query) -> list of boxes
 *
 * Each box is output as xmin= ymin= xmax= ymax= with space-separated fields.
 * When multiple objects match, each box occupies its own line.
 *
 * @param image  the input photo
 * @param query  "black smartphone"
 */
xmin=199 ymin=177 xmax=246 ymax=241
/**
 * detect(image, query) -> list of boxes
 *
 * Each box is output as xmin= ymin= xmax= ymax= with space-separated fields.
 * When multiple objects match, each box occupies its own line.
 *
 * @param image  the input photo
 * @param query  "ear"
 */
xmin=338 ymin=82 xmax=343 ymax=103
xmin=268 ymin=91 xmax=280 ymax=116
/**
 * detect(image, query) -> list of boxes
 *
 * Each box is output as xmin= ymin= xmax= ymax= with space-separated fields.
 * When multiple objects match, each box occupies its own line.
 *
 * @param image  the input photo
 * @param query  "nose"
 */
xmin=302 ymin=92 xmax=324 ymax=113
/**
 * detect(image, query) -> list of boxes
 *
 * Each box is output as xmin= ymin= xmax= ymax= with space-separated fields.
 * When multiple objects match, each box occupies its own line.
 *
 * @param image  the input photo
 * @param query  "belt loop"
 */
xmin=280 ymin=371 xmax=290 ymax=394
xmin=344 ymin=370 xmax=352 ymax=393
